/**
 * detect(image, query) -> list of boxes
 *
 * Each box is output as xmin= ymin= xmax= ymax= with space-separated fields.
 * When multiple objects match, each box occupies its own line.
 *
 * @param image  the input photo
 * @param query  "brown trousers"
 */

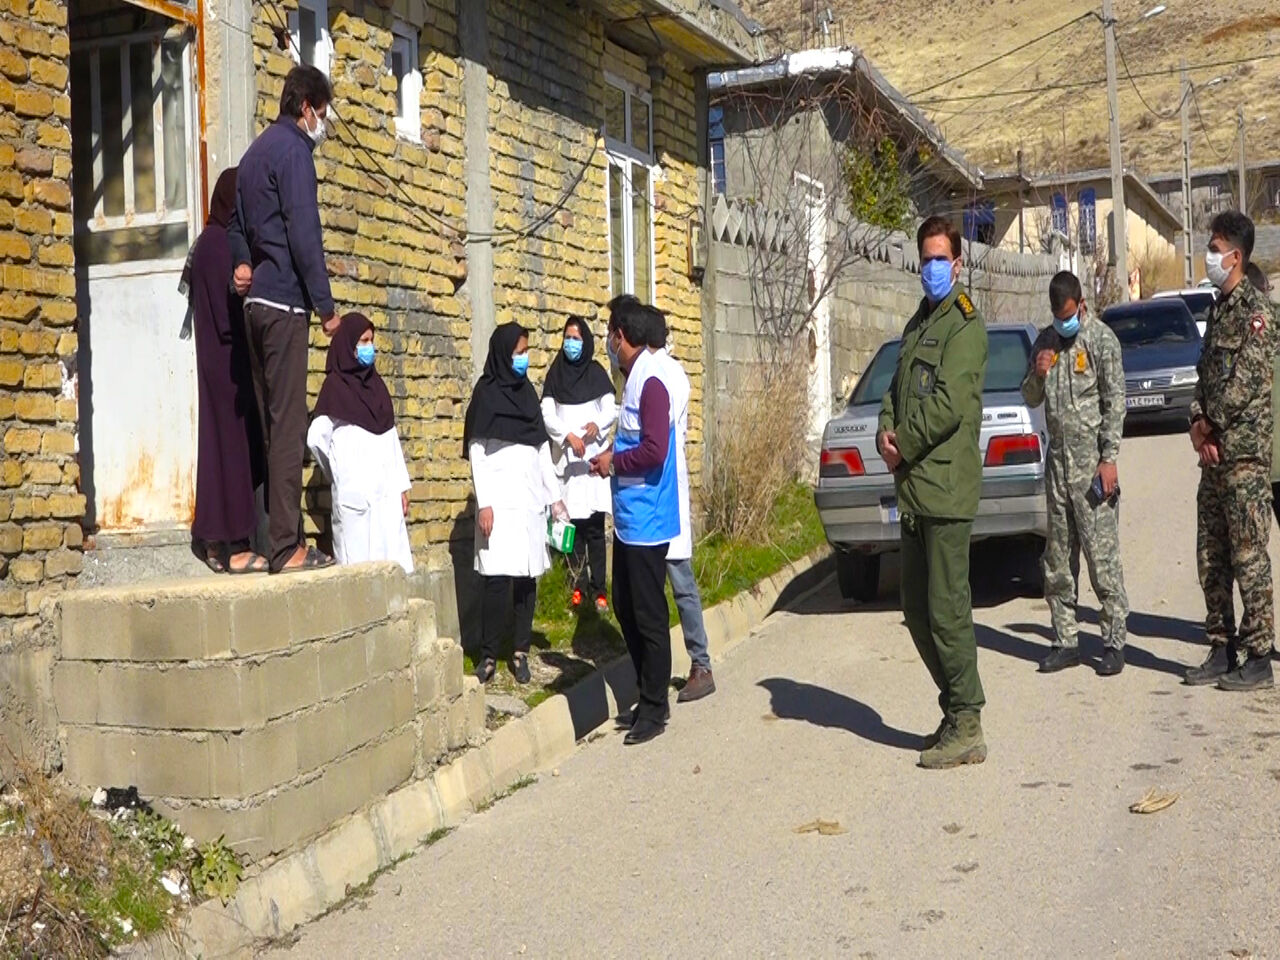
xmin=244 ymin=302 xmax=309 ymax=571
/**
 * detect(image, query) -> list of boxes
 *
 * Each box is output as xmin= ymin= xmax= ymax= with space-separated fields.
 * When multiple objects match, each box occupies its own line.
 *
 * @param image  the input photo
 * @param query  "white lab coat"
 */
xmin=307 ymin=415 xmax=414 ymax=574
xmin=654 ymin=350 xmax=693 ymax=561
xmin=540 ymin=394 xmax=616 ymax=520
xmin=470 ymin=438 xmax=560 ymax=578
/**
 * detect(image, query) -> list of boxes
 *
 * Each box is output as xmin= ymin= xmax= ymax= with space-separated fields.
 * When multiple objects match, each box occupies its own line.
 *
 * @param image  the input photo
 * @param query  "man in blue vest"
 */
xmin=590 ymin=298 xmax=680 ymax=746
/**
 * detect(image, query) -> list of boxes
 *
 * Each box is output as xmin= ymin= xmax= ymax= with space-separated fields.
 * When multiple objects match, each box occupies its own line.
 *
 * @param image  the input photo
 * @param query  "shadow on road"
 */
xmin=1079 ymin=607 xmax=1205 ymax=645
xmin=757 ymin=677 xmax=927 ymax=752
xmin=996 ymin=622 xmax=1190 ymax=678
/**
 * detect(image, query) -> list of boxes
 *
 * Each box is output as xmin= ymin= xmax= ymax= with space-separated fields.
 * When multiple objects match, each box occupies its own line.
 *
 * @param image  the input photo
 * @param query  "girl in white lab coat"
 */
xmin=540 ymin=316 xmax=617 ymax=612
xmin=307 ymin=312 xmax=413 ymax=574
xmin=463 ymin=323 xmax=565 ymax=685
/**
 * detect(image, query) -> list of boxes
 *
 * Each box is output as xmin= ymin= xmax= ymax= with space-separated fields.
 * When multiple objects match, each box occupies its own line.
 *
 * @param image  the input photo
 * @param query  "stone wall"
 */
xmin=0 ymin=0 xmax=83 ymax=762
xmin=56 ymin=563 xmax=485 ymax=862
xmin=705 ymin=195 xmax=1062 ymax=421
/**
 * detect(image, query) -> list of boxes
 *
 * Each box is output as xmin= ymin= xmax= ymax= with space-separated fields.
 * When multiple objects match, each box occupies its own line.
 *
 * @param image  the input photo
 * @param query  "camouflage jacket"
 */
xmin=1192 ymin=277 xmax=1277 ymax=464
xmin=1021 ymin=316 xmax=1126 ymax=478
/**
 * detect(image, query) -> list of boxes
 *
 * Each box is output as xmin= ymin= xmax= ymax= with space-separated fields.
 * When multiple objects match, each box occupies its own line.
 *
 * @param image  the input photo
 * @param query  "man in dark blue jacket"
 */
xmin=229 ymin=64 xmax=337 ymax=573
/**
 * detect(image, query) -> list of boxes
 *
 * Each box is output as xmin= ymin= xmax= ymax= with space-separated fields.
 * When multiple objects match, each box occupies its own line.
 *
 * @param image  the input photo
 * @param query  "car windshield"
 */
xmin=1179 ymin=292 xmax=1215 ymax=323
xmin=1102 ymin=305 xmax=1198 ymax=346
xmin=848 ymin=329 xmax=1031 ymax=405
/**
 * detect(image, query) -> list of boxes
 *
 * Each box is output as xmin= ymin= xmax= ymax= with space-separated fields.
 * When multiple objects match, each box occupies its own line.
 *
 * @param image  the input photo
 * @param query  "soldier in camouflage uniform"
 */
xmin=1021 ymin=271 xmax=1129 ymax=676
xmin=1186 ymin=211 xmax=1277 ymax=691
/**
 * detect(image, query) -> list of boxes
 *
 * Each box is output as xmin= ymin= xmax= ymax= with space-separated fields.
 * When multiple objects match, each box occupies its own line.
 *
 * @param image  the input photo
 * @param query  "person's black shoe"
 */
xmin=1038 ymin=646 xmax=1081 ymax=673
xmin=1096 ymin=647 xmax=1125 ymax=677
xmin=1185 ymin=645 xmax=1233 ymax=685
xmin=624 ymin=718 xmax=666 ymax=746
xmin=616 ymin=705 xmax=670 ymax=728
xmin=1216 ymin=653 xmax=1274 ymax=691
xmin=511 ymin=653 xmax=531 ymax=685
xmin=475 ymin=657 xmax=496 ymax=684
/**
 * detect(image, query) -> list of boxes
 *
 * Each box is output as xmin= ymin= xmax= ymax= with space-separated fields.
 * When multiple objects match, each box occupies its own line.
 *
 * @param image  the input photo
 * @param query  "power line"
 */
xmin=907 ymin=11 xmax=1097 ymax=97
xmin=913 ymin=51 xmax=1280 ymax=105
xmin=1190 ymin=84 xmax=1234 ymax=162
xmin=1115 ymin=37 xmax=1190 ymax=121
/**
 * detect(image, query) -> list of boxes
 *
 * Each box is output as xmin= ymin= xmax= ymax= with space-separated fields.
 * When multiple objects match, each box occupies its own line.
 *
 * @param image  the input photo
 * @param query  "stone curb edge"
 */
xmin=122 ymin=548 xmax=833 ymax=959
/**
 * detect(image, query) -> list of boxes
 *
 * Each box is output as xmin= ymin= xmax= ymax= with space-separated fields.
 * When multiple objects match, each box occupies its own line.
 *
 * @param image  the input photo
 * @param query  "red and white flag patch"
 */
xmin=1251 ymin=313 xmax=1267 ymax=333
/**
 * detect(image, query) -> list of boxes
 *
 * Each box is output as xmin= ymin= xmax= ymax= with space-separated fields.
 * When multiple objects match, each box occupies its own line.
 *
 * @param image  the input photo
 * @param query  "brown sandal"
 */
xmin=272 ymin=546 xmax=335 ymax=575
xmin=227 ymin=552 xmax=269 ymax=575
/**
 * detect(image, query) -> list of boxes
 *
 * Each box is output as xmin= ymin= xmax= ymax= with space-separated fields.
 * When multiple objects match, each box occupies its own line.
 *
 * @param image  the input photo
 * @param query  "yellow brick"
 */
xmin=9 ymin=557 xmax=42 ymax=583
xmin=41 ymin=298 xmax=76 ymax=323
xmin=28 ymin=57 xmax=66 ymax=89
xmin=22 ymin=361 xmax=59 ymax=389
xmin=14 ymin=392 xmax=53 ymax=420
xmin=0 ymin=588 xmax=24 ymax=615
xmin=46 ymin=492 xmax=83 ymax=518
xmin=38 ymin=242 xmax=72 ymax=267
xmin=4 ymin=426 xmax=39 ymax=453
xmin=0 ymin=231 xmax=31 ymax=261
xmin=0 ymin=169 xmax=22 ymax=200
xmin=51 ymin=156 xmax=70 ymax=179
xmin=1 ymin=460 xmax=23 ymax=487
xmin=23 ymin=460 xmax=60 ymax=484
xmin=39 ymin=431 xmax=72 ymax=457
xmin=14 ymin=208 xmax=52 ymax=235
xmin=0 ymin=358 xmax=22 ymax=386
xmin=30 ymin=178 xmax=70 ymax=209
xmin=22 ymin=522 xmax=61 ymax=551
xmin=13 ymin=88 xmax=52 ymax=117
xmin=0 ymin=45 xmax=27 ymax=80
xmin=35 ymin=121 xmax=69 ymax=150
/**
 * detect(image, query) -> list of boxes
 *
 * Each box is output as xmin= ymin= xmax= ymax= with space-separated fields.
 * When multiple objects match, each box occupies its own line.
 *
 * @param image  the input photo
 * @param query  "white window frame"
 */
xmin=603 ymin=72 xmax=656 ymax=301
xmin=288 ymin=0 xmax=332 ymax=77
xmin=388 ymin=22 xmax=421 ymax=143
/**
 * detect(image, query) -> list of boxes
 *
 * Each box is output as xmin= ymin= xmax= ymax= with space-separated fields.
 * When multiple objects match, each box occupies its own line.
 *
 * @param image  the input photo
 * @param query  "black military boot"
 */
xmin=1184 ymin=644 xmax=1233 ymax=686
xmin=1096 ymin=647 xmax=1125 ymax=677
xmin=1038 ymin=646 xmax=1081 ymax=673
xmin=1216 ymin=653 xmax=1274 ymax=691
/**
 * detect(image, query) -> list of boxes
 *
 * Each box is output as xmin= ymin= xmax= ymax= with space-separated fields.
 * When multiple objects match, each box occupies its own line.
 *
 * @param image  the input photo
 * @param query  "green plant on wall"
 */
xmin=842 ymin=137 xmax=912 ymax=232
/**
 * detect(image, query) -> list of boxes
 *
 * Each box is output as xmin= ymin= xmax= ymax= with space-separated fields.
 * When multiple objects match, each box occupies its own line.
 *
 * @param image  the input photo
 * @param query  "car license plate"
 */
xmin=880 ymin=499 xmax=899 ymax=524
xmin=1126 ymin=395 xmax=1166 ymax=409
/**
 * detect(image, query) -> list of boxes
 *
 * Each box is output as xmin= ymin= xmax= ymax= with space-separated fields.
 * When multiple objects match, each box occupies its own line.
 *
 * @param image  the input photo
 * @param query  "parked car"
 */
xmin=1100 ymin=298 xmax=1202 ymax=425
xmin=1153 ymin=286 xmax=1217 ymax=338
xmin=815 ymin=324 xmax=1048 ymax=602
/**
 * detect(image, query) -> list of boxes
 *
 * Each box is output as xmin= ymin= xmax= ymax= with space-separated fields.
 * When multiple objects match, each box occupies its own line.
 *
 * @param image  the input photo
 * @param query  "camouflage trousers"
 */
xmin=1197 ymin=460 xmax=1275 ymax=657
xmin=1042 ymin=462 xmax=1129 ymax=649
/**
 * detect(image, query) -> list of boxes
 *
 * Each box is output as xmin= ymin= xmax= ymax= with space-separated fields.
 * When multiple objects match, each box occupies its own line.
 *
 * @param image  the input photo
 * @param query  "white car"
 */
xmin=815 ymin=324 xmax=1048 ymax=601
xmin=1152 ymin=286 xmax=1217 ymax=339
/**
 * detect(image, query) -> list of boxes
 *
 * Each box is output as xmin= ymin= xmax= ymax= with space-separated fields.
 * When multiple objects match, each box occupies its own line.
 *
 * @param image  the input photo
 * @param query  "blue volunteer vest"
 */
xmin=612 ymin=350 xmax=680 ymax=546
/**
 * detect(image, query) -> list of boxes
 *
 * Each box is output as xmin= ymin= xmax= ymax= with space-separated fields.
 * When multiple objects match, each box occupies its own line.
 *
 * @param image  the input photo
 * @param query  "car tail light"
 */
xmin=984 ymin=433 xmax=1041 ymax=467
xmin=820 ymin=447 xmax=866 ymax=477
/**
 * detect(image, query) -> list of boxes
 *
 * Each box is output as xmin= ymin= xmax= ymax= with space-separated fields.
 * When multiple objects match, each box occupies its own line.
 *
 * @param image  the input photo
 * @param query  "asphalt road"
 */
xmin=272 ymin=430 xmax=1280 ymax=960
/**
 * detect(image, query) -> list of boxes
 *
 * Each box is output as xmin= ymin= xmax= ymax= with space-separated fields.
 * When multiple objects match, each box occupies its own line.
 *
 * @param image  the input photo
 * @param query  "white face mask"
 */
xmin=304 ymin=106 xmax=328 ymax=146
xmin=1205 ymin=250 xmax=1236 ymax=289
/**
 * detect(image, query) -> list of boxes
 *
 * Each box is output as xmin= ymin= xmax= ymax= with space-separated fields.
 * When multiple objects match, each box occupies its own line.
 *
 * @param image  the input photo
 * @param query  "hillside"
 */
xmin=744 ymin=1 xmax=1280 ymax=186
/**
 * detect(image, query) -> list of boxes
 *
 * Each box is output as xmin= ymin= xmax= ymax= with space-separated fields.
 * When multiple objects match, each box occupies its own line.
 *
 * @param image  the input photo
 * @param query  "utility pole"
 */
xmin=1103 ymin=0 xmax=1129 ymax=301
xmin=1237 ymin=106 xmax=1247 ymax=216
xmin=1180 ymin=60 xmax=1193 ymax=287
xmin=1016 ymin=147 xmax=1025 ymax=254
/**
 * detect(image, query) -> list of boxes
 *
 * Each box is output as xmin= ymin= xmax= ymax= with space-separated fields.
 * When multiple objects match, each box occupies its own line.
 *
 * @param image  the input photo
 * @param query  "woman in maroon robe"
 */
xmin=190 ymin=168 xmax=267 ymax=573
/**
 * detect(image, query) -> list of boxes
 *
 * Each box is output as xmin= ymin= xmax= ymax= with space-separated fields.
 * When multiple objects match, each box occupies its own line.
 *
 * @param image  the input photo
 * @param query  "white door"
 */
xmin=71 ymin=28 xmax=200 ymax=530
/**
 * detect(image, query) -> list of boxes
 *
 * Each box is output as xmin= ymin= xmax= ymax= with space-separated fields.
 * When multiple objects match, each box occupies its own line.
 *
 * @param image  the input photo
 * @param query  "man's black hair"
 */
xmin=280 ymin=65 xmax=332 ymax=120
xmin=610 ymin=296 xmax=650 ymax=349
xmin=643 ymin=305 xmax=668 ymax=349
xmin=1048 ymin=270 xmax=1084 ymax=313
xmin=1209 ymin=210 xmax=1255 ymax=261
xmin=607 ymin=294 xmax=642 ymax=332
xmin=1246 ymin=261 xmax=1271 ymax=294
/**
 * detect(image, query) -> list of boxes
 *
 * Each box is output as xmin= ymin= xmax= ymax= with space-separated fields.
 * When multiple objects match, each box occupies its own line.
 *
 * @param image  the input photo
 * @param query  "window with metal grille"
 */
xmin=1078 ymin=187 xmax=1097 ymax=254
xmin=708 ymin=105 xmax=726 ymax=195
xmin=1051 ymin=192 xmax=1069 ymax=237
xmin=70 ymin=30 xmax=194 ymax=267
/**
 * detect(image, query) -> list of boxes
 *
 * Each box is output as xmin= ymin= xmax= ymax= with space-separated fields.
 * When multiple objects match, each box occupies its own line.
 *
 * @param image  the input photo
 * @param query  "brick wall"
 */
xmin=0 ymin=2 xmax=83 ymax=638
xmin=245 ymin=0 xmax=708 ymax=561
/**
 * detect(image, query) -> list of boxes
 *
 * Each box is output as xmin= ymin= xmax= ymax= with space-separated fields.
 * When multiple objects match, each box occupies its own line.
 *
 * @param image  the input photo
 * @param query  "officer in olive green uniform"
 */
xmin=878 ymin=217 xmax=989 ymax=769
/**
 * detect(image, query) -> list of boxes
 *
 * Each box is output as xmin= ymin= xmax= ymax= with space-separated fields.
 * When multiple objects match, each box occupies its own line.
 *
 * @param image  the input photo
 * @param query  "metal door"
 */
xmin=71 ymin=27 xmax=200 ymax=530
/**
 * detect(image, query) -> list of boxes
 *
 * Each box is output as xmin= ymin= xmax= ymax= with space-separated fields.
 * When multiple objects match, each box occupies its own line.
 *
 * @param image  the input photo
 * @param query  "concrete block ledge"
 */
xmin=123 ymin=548 xmax=830 ymax=959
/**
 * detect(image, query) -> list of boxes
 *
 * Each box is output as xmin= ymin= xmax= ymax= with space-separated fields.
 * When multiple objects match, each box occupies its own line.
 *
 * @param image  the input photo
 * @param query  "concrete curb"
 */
xmin=122 ymin=548 xmax=832 ymax=959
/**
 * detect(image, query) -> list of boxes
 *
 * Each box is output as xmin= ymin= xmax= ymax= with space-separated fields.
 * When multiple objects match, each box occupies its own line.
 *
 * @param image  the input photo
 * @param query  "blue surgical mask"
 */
xmin=1053 ymin=312 xmax=1080 ymax=338
xmin=921 ymin=258 xmax=955 ymax=302
xmin=563 ymin=338 xmax=583 ymax=362
xmin=512 ymin=353 xmax=530 ymax=377
xmin=356 ymin=343 xmax=375 ymax=367
xmin=606 ymin=335 xmax=619 ymax=367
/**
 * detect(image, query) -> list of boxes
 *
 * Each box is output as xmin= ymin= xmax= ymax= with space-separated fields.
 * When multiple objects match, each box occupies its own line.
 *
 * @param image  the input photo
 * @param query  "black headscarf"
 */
xmin=208 ymin=167 xmax=238 ymax=228
xmin=462 ymin=322 xmax=546 ymax=458
xmin=541 ymin=316 xmax=615 ymax=406
xmin=313 ymin=312 xmax=396 ymax=434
